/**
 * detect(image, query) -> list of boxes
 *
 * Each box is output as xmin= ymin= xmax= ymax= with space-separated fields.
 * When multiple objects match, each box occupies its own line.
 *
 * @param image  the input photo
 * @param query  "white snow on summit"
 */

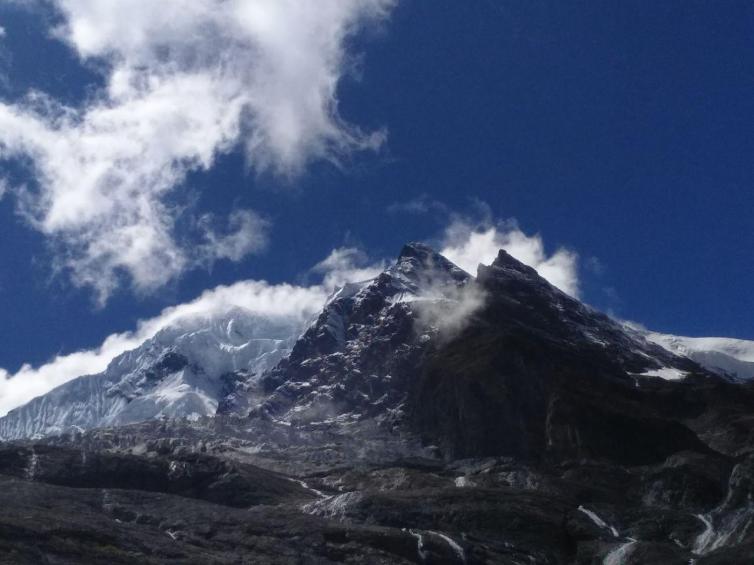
xmin=643 ymin=331 xmax=754 ymax=381
xmin=0 ymin=308 xmax=306 ymax=440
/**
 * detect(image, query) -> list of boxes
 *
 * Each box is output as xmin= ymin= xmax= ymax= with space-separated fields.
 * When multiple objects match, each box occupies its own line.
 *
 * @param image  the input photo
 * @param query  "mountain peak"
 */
xmin=393 ymin=242 xmax=470 ymax=288
xmin=397 ymin=241 xmax=437 ymax=261
xmin=490 ymin=248 xmax=540 ymax=278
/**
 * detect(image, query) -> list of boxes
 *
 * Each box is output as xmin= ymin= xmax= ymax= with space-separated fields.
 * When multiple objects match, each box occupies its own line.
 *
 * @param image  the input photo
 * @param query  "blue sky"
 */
xmin=0 ymin=0 xmax=752 ymax=383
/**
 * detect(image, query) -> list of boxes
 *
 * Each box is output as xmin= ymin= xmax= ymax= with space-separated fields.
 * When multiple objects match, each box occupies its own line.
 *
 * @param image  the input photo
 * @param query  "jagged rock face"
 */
xmin=407 ymin=249 xmax=710 ymax=463
xmin=0 ymin=309 xmax=303 ymax=440
xmin=246 ymin=243 xmax=473 ymax=428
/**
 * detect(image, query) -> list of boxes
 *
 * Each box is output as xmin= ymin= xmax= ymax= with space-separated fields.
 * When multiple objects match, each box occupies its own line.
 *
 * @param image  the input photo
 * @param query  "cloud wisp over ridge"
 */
xmin=388 ymin=197 xmax=582 ymax=297
xmin=440 ymin=218 xmax=580 ymax=297
xmin=0 ymin=0 xmax=394 ymax=303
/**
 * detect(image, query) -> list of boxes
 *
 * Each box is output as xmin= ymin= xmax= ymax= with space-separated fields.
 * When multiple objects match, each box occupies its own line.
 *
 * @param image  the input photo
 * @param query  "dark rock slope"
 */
xmin=409 ymin=248 xmax=710 ymax=463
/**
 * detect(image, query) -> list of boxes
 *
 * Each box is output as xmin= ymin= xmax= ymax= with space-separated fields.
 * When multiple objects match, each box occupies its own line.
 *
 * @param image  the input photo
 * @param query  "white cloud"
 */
xmin=196 ymin=209 xmax=269 ymax=264
xmin=0 ymin=26 xmax=6 ymax=38
xmin=0 ymin=243 xmax=383 ymax=416
xmin=311 ymin=246 xmax=386 ymax=291
xmin=440 ymin=219 xmax=580 ymax=297
xmin=387 ymin=194 xmax=448 ymax=216
xmin=0 ymin=0 xmax=393 ymax=302
xmin=414 ymin=282 xmax=487 ymax=340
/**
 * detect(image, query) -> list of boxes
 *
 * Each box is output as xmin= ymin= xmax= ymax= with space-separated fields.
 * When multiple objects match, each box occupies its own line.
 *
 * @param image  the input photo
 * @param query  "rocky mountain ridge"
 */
xmin=1 ymin=243 xmax=754 ymax=563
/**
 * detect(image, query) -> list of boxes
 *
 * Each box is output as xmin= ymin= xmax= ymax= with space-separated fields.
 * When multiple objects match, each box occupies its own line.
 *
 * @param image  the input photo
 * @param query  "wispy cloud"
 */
xmin=0 ymin=0 xmax=394 ymax=302
xmin=195 ymin=209 xmax=270 ymax=265
xmin=387 ymin=193 xmax=449 ymax=216
xmin=311 ymin=246 xmax=386 ymax=291
xmin=414 ymin=281 xmax=487 ymax=340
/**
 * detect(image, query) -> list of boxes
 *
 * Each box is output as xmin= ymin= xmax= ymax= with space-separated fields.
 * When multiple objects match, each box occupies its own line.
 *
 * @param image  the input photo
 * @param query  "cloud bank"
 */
xmin=0 ymin=0 xmax=393 ymax=302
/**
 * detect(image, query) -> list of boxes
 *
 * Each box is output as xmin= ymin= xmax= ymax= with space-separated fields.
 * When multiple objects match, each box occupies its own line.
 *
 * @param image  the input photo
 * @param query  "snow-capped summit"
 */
xmin=391 ymin=242 xmax=471 ymax=292
xmin=0 ymin=308 xmax=305 ymax=440
xmin=642 ymin=331 xmax=754 ymax=381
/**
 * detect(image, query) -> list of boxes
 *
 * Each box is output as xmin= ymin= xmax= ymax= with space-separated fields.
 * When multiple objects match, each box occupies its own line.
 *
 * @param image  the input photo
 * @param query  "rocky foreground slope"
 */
xmin=1 ymin=244 xmax=754 ymax=564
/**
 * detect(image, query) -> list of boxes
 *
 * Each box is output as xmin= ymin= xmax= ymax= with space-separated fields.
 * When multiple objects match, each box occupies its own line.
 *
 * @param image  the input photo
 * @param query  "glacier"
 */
xmin=645 ymin=332 xmax=754 ymax=381
xmin=0 ymin=307 xmax=305 ymax=440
